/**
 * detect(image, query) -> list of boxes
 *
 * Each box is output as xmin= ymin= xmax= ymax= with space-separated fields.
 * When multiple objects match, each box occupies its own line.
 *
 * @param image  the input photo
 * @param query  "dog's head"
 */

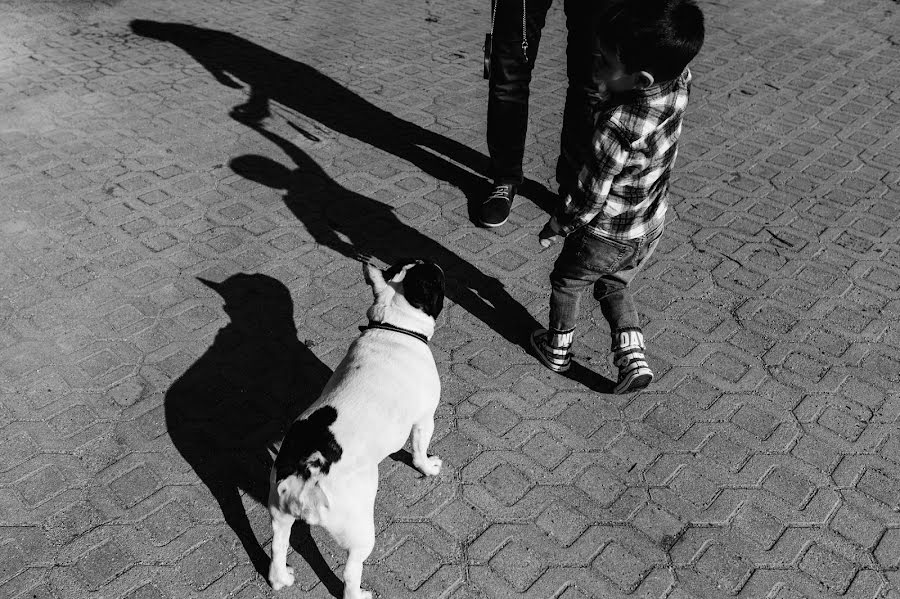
xmin=364 ymin=259 xmax=445 ymax=335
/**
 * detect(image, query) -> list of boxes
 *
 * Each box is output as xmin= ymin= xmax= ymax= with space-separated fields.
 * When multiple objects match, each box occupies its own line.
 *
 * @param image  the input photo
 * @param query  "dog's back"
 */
xmin=271 ymin=332 xmax=438 ymax=517
xmin=320 ymin=331 xmax=439 ymax=458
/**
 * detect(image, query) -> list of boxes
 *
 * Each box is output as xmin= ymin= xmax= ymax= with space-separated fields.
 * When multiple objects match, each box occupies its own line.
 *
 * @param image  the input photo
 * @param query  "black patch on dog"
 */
xmin=384 ymin=260 xmax=445 ymax=319
xmin=275 ymin=406 xmax=342 ymax=484
xmin=404 ymin=262 xmax=445 ymax=319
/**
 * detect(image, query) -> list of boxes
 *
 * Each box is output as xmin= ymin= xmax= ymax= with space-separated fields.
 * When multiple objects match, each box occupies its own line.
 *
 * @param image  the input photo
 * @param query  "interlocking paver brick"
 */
xmin=799 ymin=544 xmax=857 ymax=595
xmin=381 ymin=538 xmax=444 ymax=591
xmin=696 ymin=543 xmax=754 ymax=595
xmin=536 ymin=502 xmax=590 ymax=547
xmin=76 ymin=538 xmax=134 ymax=591
xmin=633 ymin=503 xmax=683 ymax=551
xmin=178 ymin=536 xmax=238 ymax=591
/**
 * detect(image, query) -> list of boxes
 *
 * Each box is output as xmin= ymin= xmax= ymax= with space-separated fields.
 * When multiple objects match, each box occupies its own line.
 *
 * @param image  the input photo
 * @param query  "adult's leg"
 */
xmin=487 ymin=0 xmax=554 ymax=186
xmin=557 ymin=0 xmax=604 ymax=194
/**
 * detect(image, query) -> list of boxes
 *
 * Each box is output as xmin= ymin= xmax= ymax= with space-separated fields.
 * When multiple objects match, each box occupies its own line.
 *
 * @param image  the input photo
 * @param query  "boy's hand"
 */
xmin=538 ymin=217 xmax=564 ymax=248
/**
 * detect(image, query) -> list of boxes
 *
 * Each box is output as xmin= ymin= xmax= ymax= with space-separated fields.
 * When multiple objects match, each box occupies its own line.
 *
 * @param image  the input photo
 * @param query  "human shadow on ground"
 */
xmin=128 ymin=19 xmax=557 ymax=217
xmin=164 ymin=273 xmax=343 ymax=596
xmin=564 ymin=361 xmax=616 ymax=394
xmin=230 ymin=124 xmax=543 ymax=350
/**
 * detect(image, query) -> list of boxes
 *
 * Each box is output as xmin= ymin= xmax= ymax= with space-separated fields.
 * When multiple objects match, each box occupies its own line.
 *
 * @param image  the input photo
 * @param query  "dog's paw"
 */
xmin=414 ymin=455 xmax=442 ymax=476
xmin=269 ymin=566 xmax=295 ymax=591
xmin=344 ymin=589 xmax=373 ymax=599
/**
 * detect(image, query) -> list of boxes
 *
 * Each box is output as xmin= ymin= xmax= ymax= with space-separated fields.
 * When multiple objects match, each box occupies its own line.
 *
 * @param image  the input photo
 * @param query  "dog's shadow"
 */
xmin=164 ymin=273 xmax=343 ymax=596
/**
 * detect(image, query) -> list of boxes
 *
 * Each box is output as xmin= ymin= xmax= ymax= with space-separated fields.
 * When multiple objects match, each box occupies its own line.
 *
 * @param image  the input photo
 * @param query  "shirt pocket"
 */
xmin=576 ymin=233 xmax=632 ymax=274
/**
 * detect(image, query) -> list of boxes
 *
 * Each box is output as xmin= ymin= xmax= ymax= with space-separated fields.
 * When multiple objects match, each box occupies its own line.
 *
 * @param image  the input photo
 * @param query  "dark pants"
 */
xmin=486 ymin=0 xmax=600 ymax=189
xmin=549 ymin=225 xmax=664 ymax=335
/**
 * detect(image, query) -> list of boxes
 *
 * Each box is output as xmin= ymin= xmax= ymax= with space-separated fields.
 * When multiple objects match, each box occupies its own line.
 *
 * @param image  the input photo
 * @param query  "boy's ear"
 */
xmin=363 ymin=262 xmax=387 ymax=293
xmin=634 ymin=71 xmax=655 ymax=90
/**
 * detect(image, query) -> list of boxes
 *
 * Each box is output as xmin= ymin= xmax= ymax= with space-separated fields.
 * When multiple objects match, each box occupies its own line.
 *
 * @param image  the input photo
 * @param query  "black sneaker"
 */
xmin=479 ymin=183 xmax=516 ymax=227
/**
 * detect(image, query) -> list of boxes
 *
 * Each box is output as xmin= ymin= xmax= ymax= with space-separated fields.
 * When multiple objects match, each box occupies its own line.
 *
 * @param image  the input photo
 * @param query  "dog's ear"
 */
xmin=402 ymin=263 xmax=445 ymax=319
xmin=383 ymin=261 xmax=409 ymax=282
xmin=363 ymin=262 xmax=387 ymax=294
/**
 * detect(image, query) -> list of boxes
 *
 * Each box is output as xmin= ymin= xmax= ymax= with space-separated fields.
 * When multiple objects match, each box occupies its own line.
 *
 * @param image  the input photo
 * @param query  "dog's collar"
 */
xmin=359 ymin=321 xmax=429 ymax=344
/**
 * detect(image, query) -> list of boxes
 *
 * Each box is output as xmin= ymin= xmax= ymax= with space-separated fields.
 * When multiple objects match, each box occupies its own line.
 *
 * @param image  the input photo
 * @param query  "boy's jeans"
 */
xmin=549 ymin=224 xmax=664 ymax=335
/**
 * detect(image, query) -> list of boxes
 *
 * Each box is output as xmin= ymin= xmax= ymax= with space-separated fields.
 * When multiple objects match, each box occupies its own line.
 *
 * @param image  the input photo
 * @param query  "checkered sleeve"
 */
xmin=554 ymin=122 xmax=629 ymax=236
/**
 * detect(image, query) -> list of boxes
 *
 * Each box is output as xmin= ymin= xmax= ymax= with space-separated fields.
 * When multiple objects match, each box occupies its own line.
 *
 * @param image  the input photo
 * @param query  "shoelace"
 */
xmin=487 ymin=185 xmax=514 ymax=202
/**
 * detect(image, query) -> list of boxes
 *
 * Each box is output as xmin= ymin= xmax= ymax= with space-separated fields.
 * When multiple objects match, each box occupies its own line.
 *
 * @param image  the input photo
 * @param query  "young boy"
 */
xmin=531 ymin=0 xmax=705 ymax=394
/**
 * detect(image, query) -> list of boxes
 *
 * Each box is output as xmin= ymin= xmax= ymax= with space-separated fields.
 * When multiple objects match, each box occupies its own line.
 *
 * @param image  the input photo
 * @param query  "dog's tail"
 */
xmin=272 ymin=449 xmax=334 ymax=524
xmin=273 ymin=407 xmax=342 ymax=524
xmin=292 ymin=451 xmax=334 ymax=524
xmin=291 ymin=477 xmax=330 ymax=525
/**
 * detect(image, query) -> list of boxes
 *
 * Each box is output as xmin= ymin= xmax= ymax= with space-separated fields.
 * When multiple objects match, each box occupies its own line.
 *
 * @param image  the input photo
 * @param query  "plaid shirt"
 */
xmin=556 ymin=68 xmax=692 ymax=240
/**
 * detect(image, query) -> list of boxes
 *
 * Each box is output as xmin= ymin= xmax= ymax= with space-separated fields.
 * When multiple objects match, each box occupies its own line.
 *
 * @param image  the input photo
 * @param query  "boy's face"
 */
xmin=593 ymin=43 xmax=653 ymax=95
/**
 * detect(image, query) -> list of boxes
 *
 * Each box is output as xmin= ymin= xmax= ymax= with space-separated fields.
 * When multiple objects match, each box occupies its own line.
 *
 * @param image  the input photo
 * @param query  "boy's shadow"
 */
xmin=164 ymin=273 xmax=343 ymax=596
xmin=128 ymin=19 xmax=556 ymax=217
xmin=230 ymin=124 xmax=543 ymax=350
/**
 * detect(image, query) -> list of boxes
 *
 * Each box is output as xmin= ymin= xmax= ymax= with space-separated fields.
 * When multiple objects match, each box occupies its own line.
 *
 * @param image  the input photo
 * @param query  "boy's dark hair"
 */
xmin=595 ymin=0 xmax=705 ymax=83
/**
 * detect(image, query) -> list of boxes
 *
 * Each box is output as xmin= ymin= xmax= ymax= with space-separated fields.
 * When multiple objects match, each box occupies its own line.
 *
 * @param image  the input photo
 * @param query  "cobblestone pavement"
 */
xmin=1 ymin=0 xmax=900 ymax=597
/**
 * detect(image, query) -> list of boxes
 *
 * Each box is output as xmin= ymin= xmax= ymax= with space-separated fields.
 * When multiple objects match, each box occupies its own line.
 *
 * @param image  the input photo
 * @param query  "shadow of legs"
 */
xmin=210 ymin=480 xmax=272 ymax=577
xmin=290 ymin=521 xmax=344 ymax=598
xmin=562 ymin=361 xmax=616 ymax=394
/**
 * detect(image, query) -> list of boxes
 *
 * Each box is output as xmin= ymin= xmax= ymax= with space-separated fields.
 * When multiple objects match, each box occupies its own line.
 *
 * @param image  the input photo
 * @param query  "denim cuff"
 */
xmin=611 ymin=328 xmax=645 ymax=352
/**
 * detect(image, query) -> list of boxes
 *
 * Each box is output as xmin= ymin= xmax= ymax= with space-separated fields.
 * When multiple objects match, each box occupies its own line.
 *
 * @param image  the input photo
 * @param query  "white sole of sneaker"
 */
xmin=614 ymin=370 xmax=653 ymax=394
xmin=480 ymin=217 xmax=509 ymax=228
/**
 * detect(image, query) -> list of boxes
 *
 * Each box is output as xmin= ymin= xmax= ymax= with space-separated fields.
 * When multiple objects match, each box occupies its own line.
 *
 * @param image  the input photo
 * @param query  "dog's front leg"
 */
xmin=411 ymin=416 xmax=442 ymax=476
xmin=268 ymin=508 xmax=296 ymax=590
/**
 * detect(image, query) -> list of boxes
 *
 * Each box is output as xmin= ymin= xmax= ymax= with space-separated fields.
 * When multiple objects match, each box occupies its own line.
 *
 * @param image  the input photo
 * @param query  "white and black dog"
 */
xmin=268 ymin=259 xmax=445 ymax=598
